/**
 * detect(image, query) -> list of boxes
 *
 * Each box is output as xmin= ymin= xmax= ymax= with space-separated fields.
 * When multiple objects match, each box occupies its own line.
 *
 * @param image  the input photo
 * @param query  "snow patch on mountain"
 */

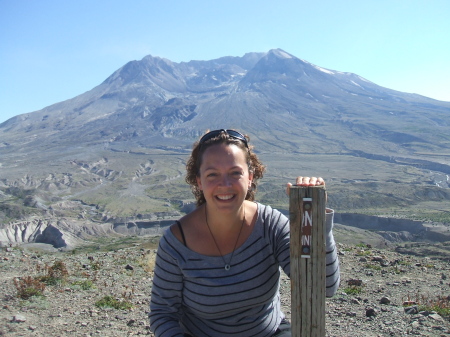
xmin=351 ymin=80 xmax=363 ymax=89
xmin=314 ymin=65 xmax=334 ymax=75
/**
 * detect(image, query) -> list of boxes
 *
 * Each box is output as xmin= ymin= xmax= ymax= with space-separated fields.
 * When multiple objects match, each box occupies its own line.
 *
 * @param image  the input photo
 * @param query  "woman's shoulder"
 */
xmin=169 ymin=220 xmax=184 ymax=245
xmin=254 ymin=202 xmax=289 ymax=233
xmin=168 ymin=206 xmax=204 ymax=246
xmin=255 ymin=202 xmax=287 ymax=219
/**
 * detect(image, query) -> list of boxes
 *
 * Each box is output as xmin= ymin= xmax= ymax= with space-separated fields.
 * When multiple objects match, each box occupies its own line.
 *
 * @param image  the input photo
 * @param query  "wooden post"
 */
xmin=289 ymin=186 xmax=326 ymax=337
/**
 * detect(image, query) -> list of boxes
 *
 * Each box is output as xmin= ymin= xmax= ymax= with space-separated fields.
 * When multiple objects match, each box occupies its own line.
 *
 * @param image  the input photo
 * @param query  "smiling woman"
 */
xmin=149 ymin=129 xmax=340 ymax=337
xmin=196 ymin=143 xmax=252 ymax=215
xmin=185 ymin=129 xmax=265 ymax=206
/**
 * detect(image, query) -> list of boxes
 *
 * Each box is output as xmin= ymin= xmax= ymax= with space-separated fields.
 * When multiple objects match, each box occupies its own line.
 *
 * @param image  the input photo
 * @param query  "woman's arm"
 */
xmin=149 ymin=236 xmax=186 ymax=337
xmin=325 ymin=208 xmax=340 ymax=297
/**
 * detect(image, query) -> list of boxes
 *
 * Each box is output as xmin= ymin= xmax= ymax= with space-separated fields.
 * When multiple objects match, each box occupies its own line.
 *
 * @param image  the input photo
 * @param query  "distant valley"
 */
xmin=1 ymin=49 xmax=449 ymax=249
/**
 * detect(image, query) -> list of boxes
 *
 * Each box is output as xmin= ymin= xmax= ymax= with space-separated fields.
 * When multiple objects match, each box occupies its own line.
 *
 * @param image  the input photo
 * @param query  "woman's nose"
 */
xmin=220 ymin=175 xmax=231 ymax=186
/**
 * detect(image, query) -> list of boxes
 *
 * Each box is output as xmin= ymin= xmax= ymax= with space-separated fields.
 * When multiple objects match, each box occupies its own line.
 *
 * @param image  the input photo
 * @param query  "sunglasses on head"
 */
xmin=199 ymin=129 xmax=248 ymax=148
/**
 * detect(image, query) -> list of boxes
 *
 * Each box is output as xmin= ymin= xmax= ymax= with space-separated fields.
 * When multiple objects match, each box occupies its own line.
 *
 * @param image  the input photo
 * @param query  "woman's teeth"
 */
xmin=217 ymin=194 xmax=233 ymax=200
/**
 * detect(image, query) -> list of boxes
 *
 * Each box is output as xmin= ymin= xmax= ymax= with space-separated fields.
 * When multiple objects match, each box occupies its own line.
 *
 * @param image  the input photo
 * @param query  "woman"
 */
xmin=149 ymin=129 xmax=340 ymax=337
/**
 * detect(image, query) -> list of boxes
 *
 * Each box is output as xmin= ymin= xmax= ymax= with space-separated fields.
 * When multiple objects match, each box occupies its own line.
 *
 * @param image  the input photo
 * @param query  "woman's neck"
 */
xmin=204 ymin=202 xmax=246 ymax=235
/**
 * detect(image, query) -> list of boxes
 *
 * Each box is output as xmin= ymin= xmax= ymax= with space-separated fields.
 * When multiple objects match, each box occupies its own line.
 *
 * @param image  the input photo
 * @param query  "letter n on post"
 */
xmin=289 ymin=186 xmax=326 ymax=337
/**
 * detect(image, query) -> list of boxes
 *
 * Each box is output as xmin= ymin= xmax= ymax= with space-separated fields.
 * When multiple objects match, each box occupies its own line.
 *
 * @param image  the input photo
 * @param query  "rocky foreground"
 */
xmin=1 ymin=237 xmax=449 ymax=337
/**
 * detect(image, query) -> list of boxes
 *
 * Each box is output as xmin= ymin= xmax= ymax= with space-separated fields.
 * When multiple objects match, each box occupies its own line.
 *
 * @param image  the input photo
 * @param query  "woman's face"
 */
xmin=196 ymin=143 xmax=253 ymax=213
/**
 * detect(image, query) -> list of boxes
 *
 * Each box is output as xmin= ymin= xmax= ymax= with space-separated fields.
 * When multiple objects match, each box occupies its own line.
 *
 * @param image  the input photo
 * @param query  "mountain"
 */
xmin=1 ymin=49 xmax=450 ymax=242
xmin=2 ymin=49 xmax=449 ymax=152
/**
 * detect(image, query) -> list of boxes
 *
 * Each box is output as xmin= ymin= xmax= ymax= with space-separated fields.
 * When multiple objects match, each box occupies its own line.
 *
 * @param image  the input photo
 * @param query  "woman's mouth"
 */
xmin=216 ymin=194 xmax=234 ymax=201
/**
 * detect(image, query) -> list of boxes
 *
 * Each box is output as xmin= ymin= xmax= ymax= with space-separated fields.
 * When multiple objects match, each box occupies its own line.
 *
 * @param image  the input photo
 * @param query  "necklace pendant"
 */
xmin=224 ymin=264 xmax=231 ymax=271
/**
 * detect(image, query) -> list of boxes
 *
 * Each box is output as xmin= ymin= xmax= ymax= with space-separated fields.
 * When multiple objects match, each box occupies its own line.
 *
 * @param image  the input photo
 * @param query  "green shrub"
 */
xmin=420 ymin=303 xmax=450 ymax=317
xmin=13 ymin=276 xmax=46 ymax=299
xmin=95 ymin=295 xmax=133 ymax=310
xmin=39 ymin=260 xmax=69 ymax=285
xmin=417 ymin=294 xmax=450 ymax=318
xmin=364 ymin=263 xmax=381 ymax=271
xmin=90 ymin=261 xmax=102 ymax=271
xmin=71 ymin=280 xmax=95 ymax=290
xmin=343 ymin=286 xmax=363 ymax=295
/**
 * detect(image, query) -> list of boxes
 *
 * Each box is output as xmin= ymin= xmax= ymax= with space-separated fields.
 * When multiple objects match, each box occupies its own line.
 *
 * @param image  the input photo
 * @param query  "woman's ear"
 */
xmin=196 ymin=175 xmax=203 ymax=190
xmin=248 ymin=171 xmax=254 ymax=188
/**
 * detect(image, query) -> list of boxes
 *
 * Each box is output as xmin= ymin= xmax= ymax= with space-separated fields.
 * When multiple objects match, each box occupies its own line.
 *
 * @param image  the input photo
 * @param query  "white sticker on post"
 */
xmin=301 ymin=197 xmax=312 ymax=258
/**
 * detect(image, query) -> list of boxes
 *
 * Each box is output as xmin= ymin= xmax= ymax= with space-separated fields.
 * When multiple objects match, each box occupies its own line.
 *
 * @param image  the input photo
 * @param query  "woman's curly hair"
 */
xmin=186 ymin=130 xmax=266 ymax=206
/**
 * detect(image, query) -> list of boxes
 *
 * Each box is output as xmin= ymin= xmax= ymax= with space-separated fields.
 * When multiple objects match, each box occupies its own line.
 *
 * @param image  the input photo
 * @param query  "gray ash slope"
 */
xmin=1 ymin=49 xmax=450 ymax=246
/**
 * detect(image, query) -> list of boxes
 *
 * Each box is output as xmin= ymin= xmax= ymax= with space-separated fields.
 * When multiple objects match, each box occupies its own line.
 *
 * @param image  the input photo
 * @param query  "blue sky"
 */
xmin=1 ymin=0 xmax=449 ymax=124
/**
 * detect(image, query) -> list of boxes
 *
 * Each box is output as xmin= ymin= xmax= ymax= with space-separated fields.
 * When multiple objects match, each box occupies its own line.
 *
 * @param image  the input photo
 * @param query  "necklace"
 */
xmin=204 ymin=206 xmax=245 ymax=271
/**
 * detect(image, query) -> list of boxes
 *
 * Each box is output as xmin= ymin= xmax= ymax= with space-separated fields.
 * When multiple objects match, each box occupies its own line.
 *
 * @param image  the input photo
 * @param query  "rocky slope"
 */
xmin=1 ymin=49 xmax=450 ymax=223
xmin=1 ymin=236 xmax=449 ymax=336
xmin=2 ymin=207 xmax=450 ymax=253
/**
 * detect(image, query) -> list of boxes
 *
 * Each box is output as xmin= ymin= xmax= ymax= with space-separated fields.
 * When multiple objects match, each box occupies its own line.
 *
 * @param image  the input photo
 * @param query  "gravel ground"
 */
xmin=1 ymin=238 xmax=449 ymax=337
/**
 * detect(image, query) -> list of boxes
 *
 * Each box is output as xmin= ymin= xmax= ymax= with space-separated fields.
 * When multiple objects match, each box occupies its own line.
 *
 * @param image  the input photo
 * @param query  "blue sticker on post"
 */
xmin=301 ymin=197 xmax=312 ymax=258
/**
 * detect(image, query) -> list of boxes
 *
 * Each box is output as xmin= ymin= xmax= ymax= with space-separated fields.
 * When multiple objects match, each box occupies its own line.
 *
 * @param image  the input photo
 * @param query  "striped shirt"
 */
xmin=149 ymin=202 xmax=340 ymax=337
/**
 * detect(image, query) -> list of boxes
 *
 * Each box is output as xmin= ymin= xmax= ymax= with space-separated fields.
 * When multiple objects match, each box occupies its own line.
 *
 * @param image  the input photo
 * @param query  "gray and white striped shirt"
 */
xmin=150 ymin=202 xmax=340 ymax=337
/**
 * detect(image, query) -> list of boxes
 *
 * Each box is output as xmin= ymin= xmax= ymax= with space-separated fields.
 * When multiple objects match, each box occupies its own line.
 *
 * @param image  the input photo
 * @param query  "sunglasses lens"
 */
xmin=199 ymin=130 xmax=222 ymax=144
xmin=226 ymin=130 xmax=247 ymax=145
xmin=199 ymin=129 xmax=248 ymax=147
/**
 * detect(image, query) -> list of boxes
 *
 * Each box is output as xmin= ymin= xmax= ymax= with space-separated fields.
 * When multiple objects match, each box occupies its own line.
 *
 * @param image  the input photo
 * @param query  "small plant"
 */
xmin=39 ymin=260 xmax=69 ymax=285
xmin=404 ymin=292 xmax=450 ymax=318
xmin=71 ymin=279 xmax=95 ymax=290
xmin=398 ymin=260 xmax=411 ymax=266
xmin=356 ymin=250 xmax=371 ymax=256
xmin=140 ymin=251 xmax=156 ymax=274
xmin=364 ymin=263 xmax=381 ymax=271
xmin=420 ymin=301 xmax=450 ymax=317
xmin=417 ymin=294 xmax=450 ymax=318
xmin=19 ymin=296 xmax=49 ymax=309
xmin=90 ymin=261 xmax=102 ymax=271
xmin=343 ymin=286 xmax=363 ymax=295
xmin=95 ymin=295 xmax=133 ymax=310
xmin=390 ymin=266 xmax=404 ymax=274
xmin=13 ymin=276 xmax=46 ymax=299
